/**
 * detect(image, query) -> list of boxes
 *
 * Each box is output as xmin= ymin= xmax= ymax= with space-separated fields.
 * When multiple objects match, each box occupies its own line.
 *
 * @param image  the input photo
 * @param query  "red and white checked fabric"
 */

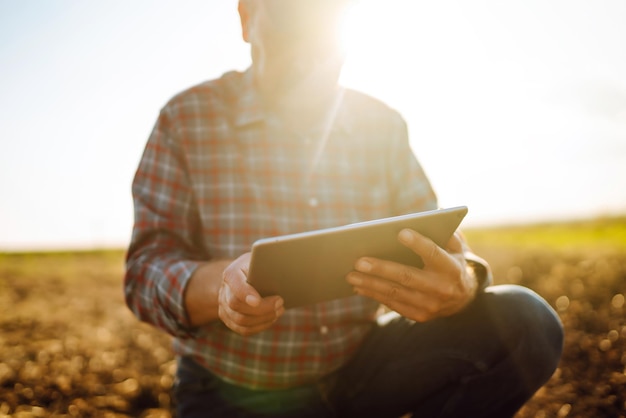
xmin=124 ymin=69 xmax=438 ymax=389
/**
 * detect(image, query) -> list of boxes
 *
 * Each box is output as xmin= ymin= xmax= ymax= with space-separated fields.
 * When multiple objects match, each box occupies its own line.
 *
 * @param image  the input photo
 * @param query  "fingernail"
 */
xmin=356 ymin=259 xmax=372 ymax=272
xmin=246 ymin=295 xmax=260 ymax=306
xmin=399 ymin=229 xmax=413 ymax=244
xmin=347 ymin=274 xmax=363 ymax=286
xmin=273 ymin=308 xmax=284 ymax=322
xmin=275 ymin=298 xmax=284 ymax=310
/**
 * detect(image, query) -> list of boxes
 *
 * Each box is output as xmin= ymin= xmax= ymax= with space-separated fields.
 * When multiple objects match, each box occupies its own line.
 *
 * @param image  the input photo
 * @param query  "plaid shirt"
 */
xmin=125 ymin=69 xmax=438 ymax=389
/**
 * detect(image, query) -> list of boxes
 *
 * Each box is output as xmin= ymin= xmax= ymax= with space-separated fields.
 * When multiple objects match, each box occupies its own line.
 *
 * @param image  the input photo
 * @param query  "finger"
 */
xmin=347 ymin=274 xmax=442 ymax=322
xmin=348 ymin=271 xmax=468 ymax=322
xmin=221 ymin=299 xmax=284 ymax=326
xmin=352 ymin=257 xmax=427 ymax=290
xmin=223 ymin=253 xmax=283 ymax=309
xmin=347 ymin=272 xmax=415 ymax=302
xmin=223 ymin=254 xmax=283 ymax=309
xmin=220 ymin=302 xmax=285 ymax=328
xmin=220 ymin=308 xmax=285 ymax=336
xmin=398 ymin=229 xmax=452 ymax=270
xmin=218 ymin=285 xmax=285 ymax=335
xmin=348 ymin=266 xmax=445 ymax=302
xmin=221 ymin=281 xmax=284 ymax=316
xmin=350 ymin=255 xmax=462 ymax=300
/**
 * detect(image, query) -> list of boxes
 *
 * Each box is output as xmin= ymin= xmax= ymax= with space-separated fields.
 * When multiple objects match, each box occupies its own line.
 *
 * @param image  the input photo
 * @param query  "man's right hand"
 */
xmin=218 ymin=252 xmax=285 ymax=336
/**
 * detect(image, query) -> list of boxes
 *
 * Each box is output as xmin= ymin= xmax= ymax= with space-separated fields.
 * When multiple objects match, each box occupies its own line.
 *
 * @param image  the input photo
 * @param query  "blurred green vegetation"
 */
xmin=464 ymin=216 xmax=626 ymax=252
xmin=0 ymin=249 xmax=125 ymax=282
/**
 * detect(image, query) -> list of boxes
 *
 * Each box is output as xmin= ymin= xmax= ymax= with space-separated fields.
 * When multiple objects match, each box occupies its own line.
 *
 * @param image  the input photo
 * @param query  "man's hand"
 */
xmin=218 ymin=253 xmax=285 ymax=336
xmin=346 ymin=229 xmax=478 ymax=322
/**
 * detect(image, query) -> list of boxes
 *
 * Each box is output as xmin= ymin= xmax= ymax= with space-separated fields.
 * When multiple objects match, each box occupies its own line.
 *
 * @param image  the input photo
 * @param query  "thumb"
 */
xmin=223 ymin=253 xmax=262 ymax=307
xmin=243 ymin=284 xmax=262 ymax=307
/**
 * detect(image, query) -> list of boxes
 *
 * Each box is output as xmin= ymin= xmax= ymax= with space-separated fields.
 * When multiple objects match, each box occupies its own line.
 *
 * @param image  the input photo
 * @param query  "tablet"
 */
xmin=247 ymin=206 xmax=468 ymax=309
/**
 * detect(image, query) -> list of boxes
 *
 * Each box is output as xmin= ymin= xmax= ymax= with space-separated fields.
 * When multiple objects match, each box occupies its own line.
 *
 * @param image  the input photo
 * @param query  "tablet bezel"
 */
xmin=247 ymin=206 xmax=468 ymax=309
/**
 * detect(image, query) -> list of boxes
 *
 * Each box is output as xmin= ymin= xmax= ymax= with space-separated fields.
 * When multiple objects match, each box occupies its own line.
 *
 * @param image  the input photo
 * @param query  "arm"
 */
xmin=183 ymin=260 xmax=231 ymax=326
xmin=124 ymin=108 xmax=211 ymax=337
xmin=124 ymin=109 xmax=283 ymax=336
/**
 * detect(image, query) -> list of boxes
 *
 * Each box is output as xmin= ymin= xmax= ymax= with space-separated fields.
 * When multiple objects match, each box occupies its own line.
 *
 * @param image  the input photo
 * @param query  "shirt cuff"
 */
xmin=464 ymin=252 xmax=493 ymax=292
xmin=153 ymin=259 xmax=205 ymax=336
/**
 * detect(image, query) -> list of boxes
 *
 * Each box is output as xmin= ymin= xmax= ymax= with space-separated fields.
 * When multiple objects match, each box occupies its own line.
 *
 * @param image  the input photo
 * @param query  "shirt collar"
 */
xmin=231 ymin=67 xmax=352 ymax=135
xmin=232 ymin=68 xmax=266 ymax=128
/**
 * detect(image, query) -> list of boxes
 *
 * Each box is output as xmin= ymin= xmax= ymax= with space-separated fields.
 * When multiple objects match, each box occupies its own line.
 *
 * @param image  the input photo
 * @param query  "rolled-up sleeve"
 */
xmin=124 ymin=107 xmax=205 ymax=338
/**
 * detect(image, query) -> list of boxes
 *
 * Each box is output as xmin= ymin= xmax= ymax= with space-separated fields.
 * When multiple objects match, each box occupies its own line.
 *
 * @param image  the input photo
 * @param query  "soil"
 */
xmin=0 ymin=247 xmax=624 ymax=417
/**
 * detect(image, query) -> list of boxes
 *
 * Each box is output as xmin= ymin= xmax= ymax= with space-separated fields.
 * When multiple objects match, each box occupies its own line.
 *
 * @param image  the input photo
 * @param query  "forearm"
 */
xmin=184 ymin=259 xmax=233 ymax=327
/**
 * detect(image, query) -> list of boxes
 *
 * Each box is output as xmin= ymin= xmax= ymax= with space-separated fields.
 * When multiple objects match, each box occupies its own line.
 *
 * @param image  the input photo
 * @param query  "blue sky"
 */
xmin=1 ymin=0 xmax=625 ymax=250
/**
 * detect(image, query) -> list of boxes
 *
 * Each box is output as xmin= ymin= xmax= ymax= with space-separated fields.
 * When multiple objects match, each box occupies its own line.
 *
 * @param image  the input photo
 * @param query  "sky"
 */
xmin=1 ymin=0 xmax=625 ymax=250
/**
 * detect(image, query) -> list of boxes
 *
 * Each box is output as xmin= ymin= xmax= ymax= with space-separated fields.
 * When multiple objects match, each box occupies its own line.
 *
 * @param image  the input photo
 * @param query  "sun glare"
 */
xmin=339 ymin=1 xmax=369 ymax=57
xmin=336 ymin=1 xmax=586 ymax=224
xmin=339 ymin=1 xmax=397 ymax=101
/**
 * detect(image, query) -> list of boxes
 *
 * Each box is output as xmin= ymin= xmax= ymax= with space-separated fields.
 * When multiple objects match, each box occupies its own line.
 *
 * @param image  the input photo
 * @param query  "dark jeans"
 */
xmin=174 ymin=285 xmax=564 ymax=418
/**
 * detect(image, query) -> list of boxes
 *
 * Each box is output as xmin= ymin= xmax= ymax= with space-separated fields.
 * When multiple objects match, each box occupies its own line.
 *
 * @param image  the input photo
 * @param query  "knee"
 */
xmin=482 ymin=285 xmax=564 ymax=380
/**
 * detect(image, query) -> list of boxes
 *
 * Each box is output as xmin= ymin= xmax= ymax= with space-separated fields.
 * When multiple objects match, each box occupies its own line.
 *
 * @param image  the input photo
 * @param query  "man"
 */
xmin=125 ymin=1 xmax=564 ymax=416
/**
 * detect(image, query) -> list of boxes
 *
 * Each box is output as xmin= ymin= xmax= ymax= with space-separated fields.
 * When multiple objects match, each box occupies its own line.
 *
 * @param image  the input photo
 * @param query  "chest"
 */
xmin=182 ymin=122 xmax=393 ymax=256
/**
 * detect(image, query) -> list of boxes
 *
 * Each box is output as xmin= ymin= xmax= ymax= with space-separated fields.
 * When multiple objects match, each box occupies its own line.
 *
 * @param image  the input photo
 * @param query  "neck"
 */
xmin=254 ymin=71 xmax=341 ymax=132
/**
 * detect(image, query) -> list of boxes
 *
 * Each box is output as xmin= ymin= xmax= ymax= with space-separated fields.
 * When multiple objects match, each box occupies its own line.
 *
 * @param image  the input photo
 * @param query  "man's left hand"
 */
xmin=346 ymin=229 xmax=478 ymax=322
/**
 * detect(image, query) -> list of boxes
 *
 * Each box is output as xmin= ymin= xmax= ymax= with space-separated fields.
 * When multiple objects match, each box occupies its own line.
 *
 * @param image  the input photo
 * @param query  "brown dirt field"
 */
xmin=0 ymin=245 xmax=625 ymax=417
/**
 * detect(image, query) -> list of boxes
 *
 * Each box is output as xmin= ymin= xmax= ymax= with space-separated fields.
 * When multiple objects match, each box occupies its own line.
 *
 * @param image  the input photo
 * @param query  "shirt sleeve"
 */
xmin=464 ymin=251 xmax=494 ymax=291
xmin=124 ymin=107 xmax=205 ymax=338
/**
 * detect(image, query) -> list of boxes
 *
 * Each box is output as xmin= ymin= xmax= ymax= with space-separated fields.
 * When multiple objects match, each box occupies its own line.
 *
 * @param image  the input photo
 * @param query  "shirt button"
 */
xmin=308 ymin=197 xmax=319 ymax=208
xmin=320 ymin=325 xmax=329 ymax=335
